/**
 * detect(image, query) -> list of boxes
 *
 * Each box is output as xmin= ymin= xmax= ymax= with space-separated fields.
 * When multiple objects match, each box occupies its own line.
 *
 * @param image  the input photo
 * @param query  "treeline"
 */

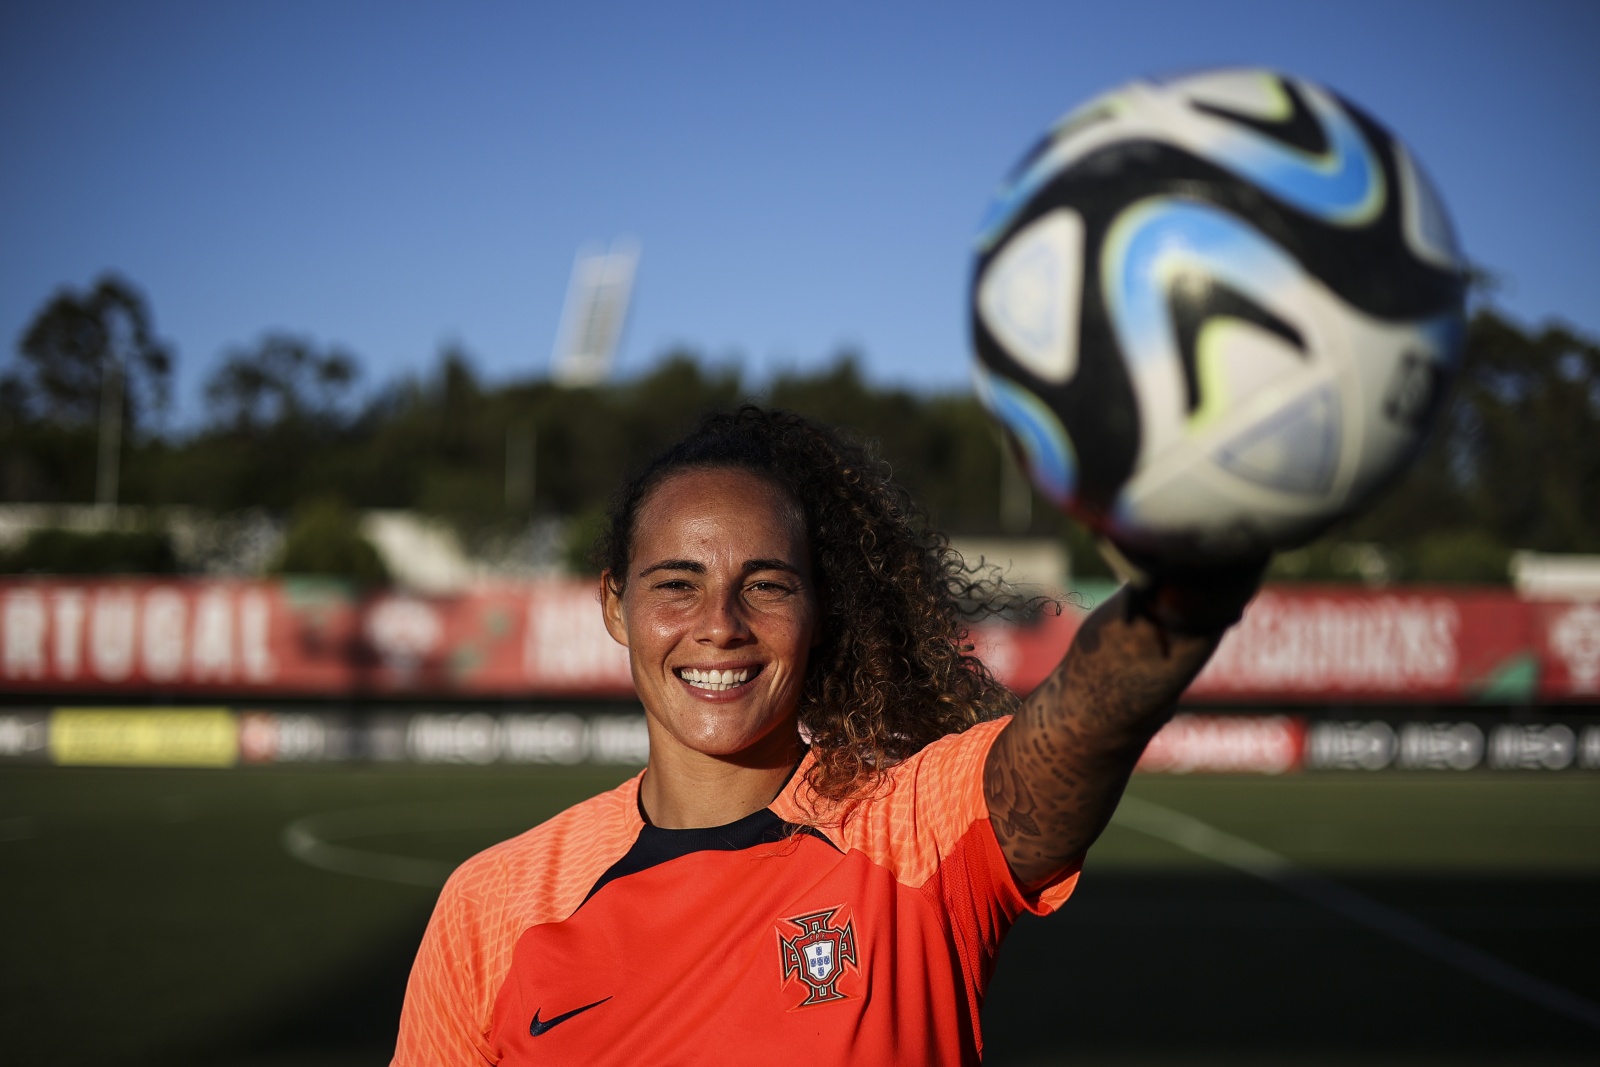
xmin=3 ymin=274 xmax=1597 ymax=582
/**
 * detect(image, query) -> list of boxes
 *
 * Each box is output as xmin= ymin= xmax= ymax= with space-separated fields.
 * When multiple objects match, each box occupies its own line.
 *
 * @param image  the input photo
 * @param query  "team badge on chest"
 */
xmin=777 ymin=906 xmax=858 ymax=1007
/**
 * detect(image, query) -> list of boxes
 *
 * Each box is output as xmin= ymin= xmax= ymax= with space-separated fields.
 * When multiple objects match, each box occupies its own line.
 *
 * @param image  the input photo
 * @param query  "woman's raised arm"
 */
xmin=984 ymin=567 xmax=1262 ymax=889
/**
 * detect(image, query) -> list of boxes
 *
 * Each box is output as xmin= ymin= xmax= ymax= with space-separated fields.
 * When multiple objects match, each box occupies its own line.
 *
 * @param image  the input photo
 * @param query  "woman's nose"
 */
xmin=696 ymin=588 xmax=752 ymax=645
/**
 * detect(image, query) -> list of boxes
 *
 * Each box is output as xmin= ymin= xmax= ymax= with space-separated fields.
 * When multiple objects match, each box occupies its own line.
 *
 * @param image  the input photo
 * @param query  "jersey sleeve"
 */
xmin=891 ymin=716 xmax=1078 ymax=918
xmin=832 ymin=716 xmax=1078 ymax=916
xmin=392 ymin=857 xmax=505 ymax=1066
xmin=391 ymin=779 xmax=646 ymax=1066
xmin=831 ymin=716 xmax=1079 ymax=1045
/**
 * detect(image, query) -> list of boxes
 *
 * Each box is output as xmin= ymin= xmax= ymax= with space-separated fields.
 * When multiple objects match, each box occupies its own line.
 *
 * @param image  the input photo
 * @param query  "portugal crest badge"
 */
xmin=777 ymin=906 xmax=858 ymax=1007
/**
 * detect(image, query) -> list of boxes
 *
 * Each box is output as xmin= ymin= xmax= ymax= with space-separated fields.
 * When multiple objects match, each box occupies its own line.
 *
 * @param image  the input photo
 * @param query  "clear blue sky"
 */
xmin=2 ymin=0 xmax=1595 ymax=425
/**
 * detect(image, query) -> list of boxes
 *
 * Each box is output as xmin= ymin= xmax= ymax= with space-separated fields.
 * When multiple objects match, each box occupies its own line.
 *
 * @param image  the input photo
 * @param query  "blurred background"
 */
xmin=1 ymin=2 xmax=1597 ymax=1064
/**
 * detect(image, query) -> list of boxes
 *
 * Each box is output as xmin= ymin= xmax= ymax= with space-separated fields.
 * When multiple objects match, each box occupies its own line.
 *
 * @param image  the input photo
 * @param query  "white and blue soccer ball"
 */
xmin=970 ymin=68 xmax=1466 ymax=564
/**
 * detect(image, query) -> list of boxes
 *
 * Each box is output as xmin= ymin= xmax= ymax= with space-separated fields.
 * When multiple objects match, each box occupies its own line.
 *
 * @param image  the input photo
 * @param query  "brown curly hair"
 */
xmin=596 ymin=406 xmax=1024 ymax=808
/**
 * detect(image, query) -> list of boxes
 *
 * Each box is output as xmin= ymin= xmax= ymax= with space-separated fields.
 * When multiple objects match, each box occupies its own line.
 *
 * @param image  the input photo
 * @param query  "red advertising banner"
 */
xmin=1189 ymin=588 xmax=1535 ymax=702
xmin=1137 ymin=714 xmax=1306 ymax=774
xmin=976 ymin=585 xmax=1596 ymax=705
xmin=1530 ymin=600 xmax=1600 ymax=700
xmin=0 ymin=578 xmax=1595 ymax=703
xmin=0 ymin=578 xmax=633 ymax=698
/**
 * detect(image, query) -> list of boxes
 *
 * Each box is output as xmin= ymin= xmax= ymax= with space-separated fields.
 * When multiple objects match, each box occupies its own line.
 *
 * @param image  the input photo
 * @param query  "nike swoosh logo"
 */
xmin=529 ymin=996 xmax=612 ymax=1036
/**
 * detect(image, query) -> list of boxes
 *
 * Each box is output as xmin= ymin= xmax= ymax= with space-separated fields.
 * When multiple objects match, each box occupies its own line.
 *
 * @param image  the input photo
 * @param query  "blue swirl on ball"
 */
xmin=1194 ymin=79 xmax=1385 ymax=226
xmin=1102 ymin=196 xmax=1304 ymax=381
xmin=972 ymin=363 xmax=1077 ymax=508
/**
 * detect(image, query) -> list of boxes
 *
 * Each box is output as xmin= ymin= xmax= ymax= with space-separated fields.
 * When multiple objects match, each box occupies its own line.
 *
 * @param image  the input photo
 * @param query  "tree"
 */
xmin=767 ymin=353 xmax=1032 ymax=535
xmin=0 ymin=528 xmax=179 ymax=575
xmin=2 ymin=275 xmax=174 ymax=505
xmin=8 ymin=274 xmax=173 ymax=431
xmin=1449 ymin=311 xmax=1600 ymax=552
xmin=204 ymin=334 xmax=359 ymax=433
xmin=271 ymin=497 xmax=388 ymax=585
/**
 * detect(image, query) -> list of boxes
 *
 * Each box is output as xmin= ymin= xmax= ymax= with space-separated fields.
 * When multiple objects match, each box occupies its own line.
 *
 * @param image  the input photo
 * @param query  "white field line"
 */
xmin=282 ymin=803 xmax=510 ymax=889
xmin=1112 ymin=794 xmax=1600 ymax=1033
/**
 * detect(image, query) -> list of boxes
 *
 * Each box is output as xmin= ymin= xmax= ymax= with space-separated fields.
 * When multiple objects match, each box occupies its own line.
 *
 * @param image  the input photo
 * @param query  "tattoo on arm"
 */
xmin=985 ymin=590 xmax=1222 ymax=889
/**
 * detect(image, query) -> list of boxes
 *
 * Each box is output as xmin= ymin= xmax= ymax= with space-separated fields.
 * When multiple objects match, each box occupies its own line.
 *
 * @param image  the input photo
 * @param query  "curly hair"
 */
xmin=595 ymin=405 xmax=1024 ymax=809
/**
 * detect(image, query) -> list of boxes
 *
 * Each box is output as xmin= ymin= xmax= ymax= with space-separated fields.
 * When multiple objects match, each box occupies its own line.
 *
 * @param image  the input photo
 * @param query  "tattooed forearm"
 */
xmin=985 ymin=587 xmax=1224 ymax=889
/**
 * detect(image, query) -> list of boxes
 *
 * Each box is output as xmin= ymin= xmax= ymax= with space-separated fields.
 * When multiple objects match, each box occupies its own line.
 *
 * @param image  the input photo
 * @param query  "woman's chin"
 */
xmin=664 ymin=711 xmax=800 ymax=763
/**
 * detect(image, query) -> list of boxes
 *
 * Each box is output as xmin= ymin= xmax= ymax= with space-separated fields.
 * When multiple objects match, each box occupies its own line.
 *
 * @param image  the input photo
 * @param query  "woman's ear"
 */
xmin=599 ymin=570 xmax=628 ymax=647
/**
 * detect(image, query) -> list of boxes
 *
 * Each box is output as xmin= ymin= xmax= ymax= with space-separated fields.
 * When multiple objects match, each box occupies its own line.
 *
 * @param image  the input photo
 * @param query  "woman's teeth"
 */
xmin=678 ymin=667 xmax=751 ymax=691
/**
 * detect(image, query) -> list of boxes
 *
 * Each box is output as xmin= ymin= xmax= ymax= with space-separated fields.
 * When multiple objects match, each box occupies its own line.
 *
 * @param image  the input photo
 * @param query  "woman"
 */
xmin=393 ymin=407 xmax=1258 ymax=1065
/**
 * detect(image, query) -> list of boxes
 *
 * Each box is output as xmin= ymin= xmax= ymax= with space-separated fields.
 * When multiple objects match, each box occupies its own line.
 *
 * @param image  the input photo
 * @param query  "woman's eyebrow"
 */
xmin=637 ymin=559 xmax=706 ymax=577
xmin=743 ymin=559 xmax=803 ymax=576
xmin=636 ymin=558 xmax=804 ymax=579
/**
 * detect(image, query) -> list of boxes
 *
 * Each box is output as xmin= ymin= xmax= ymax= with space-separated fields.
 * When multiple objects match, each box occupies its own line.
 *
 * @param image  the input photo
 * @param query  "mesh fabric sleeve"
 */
xmin=392 ymin=858 xmax=506 ymax=1066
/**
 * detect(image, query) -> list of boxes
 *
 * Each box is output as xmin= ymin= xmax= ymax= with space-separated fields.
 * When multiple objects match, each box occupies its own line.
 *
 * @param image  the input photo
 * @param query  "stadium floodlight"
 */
xmin=550 ymin=239 xmax=639 ymax=388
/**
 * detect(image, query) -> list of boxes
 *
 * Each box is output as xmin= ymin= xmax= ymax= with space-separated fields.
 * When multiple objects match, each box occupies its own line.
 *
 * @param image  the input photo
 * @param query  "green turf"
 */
xmin=2 ymin=766 xmax=1597 ymax=1065
xmin=1102 ymin=774 xmax=1600 ymax=873
xmin=997 ymin=775 xmax=1600 ymax=1066
xmin=0 ymin=765 xmax=633 ymax=1066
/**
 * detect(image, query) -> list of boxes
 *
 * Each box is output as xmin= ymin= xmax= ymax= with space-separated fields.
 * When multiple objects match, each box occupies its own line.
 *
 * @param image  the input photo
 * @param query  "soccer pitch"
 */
xmin=2 ymin=766 xmax=1596 ymax=1066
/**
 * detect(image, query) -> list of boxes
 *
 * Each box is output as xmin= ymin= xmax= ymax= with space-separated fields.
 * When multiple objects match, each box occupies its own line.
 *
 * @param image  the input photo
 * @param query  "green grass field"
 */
xmin=2 ymin=766 xmax=1597 ymax=1065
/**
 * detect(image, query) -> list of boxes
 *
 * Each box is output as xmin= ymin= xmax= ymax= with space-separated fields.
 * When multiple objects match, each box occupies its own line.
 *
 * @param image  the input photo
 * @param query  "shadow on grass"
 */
xmin=171 ymin=907 xmax=432 ymax=1067
xmin=982 ymin=872 xmax=1600 ymax=1066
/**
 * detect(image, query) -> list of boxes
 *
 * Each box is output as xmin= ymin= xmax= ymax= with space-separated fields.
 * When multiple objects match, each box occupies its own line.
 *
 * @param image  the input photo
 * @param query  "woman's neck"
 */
xmin=639 ymin=731 xmax=806 ymax=829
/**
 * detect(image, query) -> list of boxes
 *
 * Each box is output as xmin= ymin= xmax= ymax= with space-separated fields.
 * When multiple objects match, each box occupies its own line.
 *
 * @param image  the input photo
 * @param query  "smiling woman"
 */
xmin=600 ymin=467 xmax=821 ymax=826
xmin=391 ymin=407 xmax=1260 ymax=1066
xmin=590 ymin=409 xmax=1020 ymax=819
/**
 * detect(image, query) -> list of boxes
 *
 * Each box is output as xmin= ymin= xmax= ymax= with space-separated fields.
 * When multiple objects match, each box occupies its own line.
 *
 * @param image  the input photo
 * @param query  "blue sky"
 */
xmin=2 ymin=0 xmax=1595 ymax=424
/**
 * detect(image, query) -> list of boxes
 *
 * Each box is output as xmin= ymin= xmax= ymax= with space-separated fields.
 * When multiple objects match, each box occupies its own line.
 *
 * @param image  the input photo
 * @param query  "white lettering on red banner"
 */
xmin=53 ymin=589 xmax=85 ymax=678
xmin=90 ymin=589 xmax=137 ymax=681
xmin=522 ymin=585 xmax=631 ymax=689
xmin=1136 ymin=714 xmax=1305 ymax=774
xmin=1194 ymin=593 xmax=1459 ymax=696
xmin=1 ymin=584 xmax=280 ymax=688
xmin=3 ymin=590 xmax=45 ymax=679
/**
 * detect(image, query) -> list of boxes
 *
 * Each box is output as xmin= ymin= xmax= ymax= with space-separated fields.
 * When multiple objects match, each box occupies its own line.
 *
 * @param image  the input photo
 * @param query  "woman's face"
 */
xmin=601 ymin=467 xmax=820 ymax=763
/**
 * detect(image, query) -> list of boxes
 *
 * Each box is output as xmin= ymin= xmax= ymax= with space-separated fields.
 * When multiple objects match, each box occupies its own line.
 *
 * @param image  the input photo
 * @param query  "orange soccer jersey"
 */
xmin=393 ymin=715 xmax=1077 ymax=1066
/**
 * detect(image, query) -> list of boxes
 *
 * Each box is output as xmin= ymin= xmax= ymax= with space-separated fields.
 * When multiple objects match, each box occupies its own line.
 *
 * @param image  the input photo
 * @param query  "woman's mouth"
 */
xmin=676 ymin=666 xmax=759 ymax=692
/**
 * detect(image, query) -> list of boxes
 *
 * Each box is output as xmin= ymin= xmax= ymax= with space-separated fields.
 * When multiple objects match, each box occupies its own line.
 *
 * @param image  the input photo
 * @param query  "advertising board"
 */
xmin=5 ymin=707 xmax=1597 ymax=773
xmin=2 ymin=578 xmax=1597 ymax=703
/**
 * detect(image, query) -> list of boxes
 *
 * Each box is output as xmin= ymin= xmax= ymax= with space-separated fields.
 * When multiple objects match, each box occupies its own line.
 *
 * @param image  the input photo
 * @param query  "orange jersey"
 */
xmin=393 ymin=716 xmax=1077 ymax=1065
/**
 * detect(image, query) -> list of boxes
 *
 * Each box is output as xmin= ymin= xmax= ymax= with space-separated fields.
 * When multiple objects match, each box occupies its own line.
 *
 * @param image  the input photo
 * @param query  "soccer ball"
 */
xmin=970 ymin=68 xmax=1466 ymax=565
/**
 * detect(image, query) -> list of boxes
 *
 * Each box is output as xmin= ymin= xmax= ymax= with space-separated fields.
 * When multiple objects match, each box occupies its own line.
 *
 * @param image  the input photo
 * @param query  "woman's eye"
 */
xmin=746 ymin=580 xmax=791 ymax=596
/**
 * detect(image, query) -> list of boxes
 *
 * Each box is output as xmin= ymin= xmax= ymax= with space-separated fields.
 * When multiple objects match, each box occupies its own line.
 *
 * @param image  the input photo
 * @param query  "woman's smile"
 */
xmin=676 ymin=664 xmax=760 ymax=693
